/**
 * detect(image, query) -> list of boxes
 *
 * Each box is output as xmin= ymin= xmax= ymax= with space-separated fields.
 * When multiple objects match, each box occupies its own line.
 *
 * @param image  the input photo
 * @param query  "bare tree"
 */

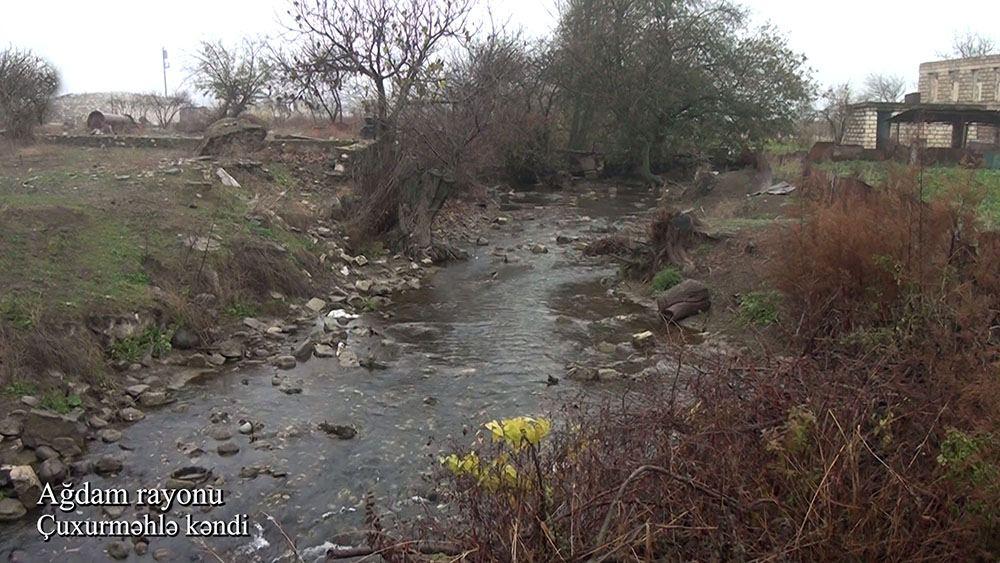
xmin=863 ymin=73 xmax=906 ymax=102
xmin=148 ymin=91 xmax=191 ymax=128
xmin=270 ymin=46 xmax=346 ymax=123
xmin=191 ymin=39 xmax=274 ymax=118
xmin=946 ymin=31 xmax=998 ymax=59
xmin=0 ymin=47 xmax=59 ymax=139
xmin=818 ymin=82 xmax=853 ymax=144
xmin=286 ymin=0 xmax=473 ymax=137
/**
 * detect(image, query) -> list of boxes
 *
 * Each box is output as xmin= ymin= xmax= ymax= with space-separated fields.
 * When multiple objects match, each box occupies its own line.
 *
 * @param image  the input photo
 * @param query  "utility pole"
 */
xmin=162 ymin=47 xmax=169 ymax=96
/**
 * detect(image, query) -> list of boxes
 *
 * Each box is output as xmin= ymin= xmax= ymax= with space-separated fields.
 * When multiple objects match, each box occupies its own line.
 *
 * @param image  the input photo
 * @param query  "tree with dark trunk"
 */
xmin=549 ymin=0 xmax=812 ymax=186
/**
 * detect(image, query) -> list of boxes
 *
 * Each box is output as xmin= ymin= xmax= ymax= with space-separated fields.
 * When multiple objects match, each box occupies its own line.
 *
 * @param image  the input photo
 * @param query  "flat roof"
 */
xmin=888 ymin=105 xmax=1000 ymax=125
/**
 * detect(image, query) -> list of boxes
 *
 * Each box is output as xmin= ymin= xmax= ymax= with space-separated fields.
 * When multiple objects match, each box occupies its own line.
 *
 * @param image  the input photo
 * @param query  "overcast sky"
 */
xmin=1 ymin=0 xmax=997 ymax=97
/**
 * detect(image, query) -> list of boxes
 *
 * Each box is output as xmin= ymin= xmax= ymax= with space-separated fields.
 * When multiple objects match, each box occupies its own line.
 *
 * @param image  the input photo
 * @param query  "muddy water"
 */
xmin=1 ymin=186 xmax=661 ymax=562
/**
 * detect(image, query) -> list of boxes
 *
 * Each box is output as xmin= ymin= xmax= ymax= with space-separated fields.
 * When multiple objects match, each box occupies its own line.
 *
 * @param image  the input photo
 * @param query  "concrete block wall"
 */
xmin=918 ymin=55 xmax=1000 ymax=106
xmin=896 ymin=123 xmax=953 ymax=148
xmin=842 ymin=107 xmax=877 ymax=148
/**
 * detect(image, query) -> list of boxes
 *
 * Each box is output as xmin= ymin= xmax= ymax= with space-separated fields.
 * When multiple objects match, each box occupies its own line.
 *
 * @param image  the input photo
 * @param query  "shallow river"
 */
xmin=1 ymin=185 xmax=661 ymax=562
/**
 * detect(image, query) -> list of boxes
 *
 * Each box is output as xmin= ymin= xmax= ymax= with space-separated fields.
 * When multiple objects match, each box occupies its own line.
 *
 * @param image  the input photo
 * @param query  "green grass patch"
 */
xmin=651 ymin=267 xmax=683 ymax=293
xmin=224 ymin=300 xmax=261 ymax=319
xmin=818 ymin=161 xmax=1000 ymax=226
xmin=738 ymin=290 xmax=781 ymax=326
xmin=3 ymin=381 xmax=39 ymax=397
xmin=267 ymin=164 xmax=297 ymax=189
xmin=40 ymin=392 xmax=82 ymax=414
xmin=765 ymin=139 xmax=809 ymax=156
xmin=107 ymin=326 xmax=173 ymax=363
xmin=360 ymin=297 xmax=379 ymax=312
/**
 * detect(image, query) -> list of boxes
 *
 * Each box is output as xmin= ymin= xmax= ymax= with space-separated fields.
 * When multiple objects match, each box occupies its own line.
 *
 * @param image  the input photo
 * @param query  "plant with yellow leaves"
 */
xmin=441 ymin=416 xmax=552 ymax=491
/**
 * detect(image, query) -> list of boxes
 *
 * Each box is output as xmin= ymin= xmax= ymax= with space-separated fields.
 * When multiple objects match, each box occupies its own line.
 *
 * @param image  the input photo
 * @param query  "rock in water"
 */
xmin=98 ymin=429 xmax=122 ymax=443
xmin=94 ymin=456 xmax=124 ymax=476
xmin=107 ymin=540 xmax=130 ymax=560
xmin=293 ymin=340 xmax=315 ymax=362
xmin=217 ymin=442 xmax=240 ymax=456
xmin=313 ymin=343 xmax=336 ymax=358
xmin=0 ymin=498 xmax=27 ymax=521
xmin=318 ymin=422 xmax=357 ymax=440
xmin=119 ymin=407 xmax=146 ymax=422
xmin=272 ymin=355 xmax=297 ymax=369
xmin=37 ymin=458 xmax=68 ymax=484
xmin=656 ymin=279 xmax=710 ymax=323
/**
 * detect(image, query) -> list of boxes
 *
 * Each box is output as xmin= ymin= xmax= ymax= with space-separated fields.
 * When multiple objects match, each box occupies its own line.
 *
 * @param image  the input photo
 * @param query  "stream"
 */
xmin=1 ymin=184 xmax=663 ymax=562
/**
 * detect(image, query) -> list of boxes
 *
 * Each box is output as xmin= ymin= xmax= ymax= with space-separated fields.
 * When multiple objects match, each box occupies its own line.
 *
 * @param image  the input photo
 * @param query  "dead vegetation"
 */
xmin=415 ymin=168 xmax=999 ymax=561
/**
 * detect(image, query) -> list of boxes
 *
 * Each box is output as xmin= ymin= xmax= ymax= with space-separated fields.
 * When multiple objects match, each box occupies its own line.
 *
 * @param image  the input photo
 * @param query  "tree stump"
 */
xmin=657 ymin=279 xmax=710 ymax=323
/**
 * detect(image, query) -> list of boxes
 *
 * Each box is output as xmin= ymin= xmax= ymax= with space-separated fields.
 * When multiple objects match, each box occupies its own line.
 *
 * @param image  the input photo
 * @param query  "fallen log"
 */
xmin=657 ymin=279 xmax=710 ymax=323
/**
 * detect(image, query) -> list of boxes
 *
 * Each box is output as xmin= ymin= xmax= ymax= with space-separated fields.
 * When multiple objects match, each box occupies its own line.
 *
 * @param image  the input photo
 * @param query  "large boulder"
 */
xmin=196 ymin=117 xmax=267 ymax=156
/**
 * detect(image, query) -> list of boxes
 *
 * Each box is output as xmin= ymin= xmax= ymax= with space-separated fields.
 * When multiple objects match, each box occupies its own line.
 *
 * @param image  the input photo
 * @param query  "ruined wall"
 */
xmin=918 ymin=55 xmax=1000 ymax=107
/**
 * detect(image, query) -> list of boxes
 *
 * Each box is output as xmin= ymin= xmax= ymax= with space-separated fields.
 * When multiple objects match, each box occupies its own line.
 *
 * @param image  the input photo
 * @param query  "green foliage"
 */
xmin=766 ymin=405 xmax=816 ymax=456
xmin=765 ymin=139 xmax=808 ymax=156
xmin=107 ymin=326 xmax=173 ymax=363
xmin=360 ymin=297 xmax=379 ymax=312
xmin=817 ymin=161 xmax=1000 ymax=225
xmin=224 ymin=300 xmax=260 ymax=319
xmin=739 ymin=290 xmax=781 ymax=326
xmin=1 ymin=296 xmax=38 ymax=330
xmin=40 ymin=392 xmax=82 ymax=414
xmin=553 ymin=0 xmax=813 ymax=173
xmin=938 ymin=429 xmax=998 ymax=489
xmin=3 ymin=381 xmax=38 ymax=397
xmin=650 ymin=266 xmax=683 ymax=292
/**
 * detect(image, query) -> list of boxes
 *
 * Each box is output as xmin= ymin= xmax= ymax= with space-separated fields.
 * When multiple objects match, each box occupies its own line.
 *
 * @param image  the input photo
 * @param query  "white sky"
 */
xmin=1 ymin=0 xmax=997 ymax=96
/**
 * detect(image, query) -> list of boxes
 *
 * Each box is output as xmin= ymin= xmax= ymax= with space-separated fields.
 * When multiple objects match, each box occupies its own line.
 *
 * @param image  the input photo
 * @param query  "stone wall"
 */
xmin=918 ymin=55 xmax=1000 ymax=107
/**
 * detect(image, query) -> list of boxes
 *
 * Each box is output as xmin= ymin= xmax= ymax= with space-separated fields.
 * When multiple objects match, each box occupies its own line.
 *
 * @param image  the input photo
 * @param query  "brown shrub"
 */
xmin=770 ymin=168 xmax=959 ymax=343
xmin=0 ymin=315 xmax=104 ymax=386
xmin=217 ymin=238 xmax=312 ymax=301
xmin=418 ymin=167 xmax=998 ymax=562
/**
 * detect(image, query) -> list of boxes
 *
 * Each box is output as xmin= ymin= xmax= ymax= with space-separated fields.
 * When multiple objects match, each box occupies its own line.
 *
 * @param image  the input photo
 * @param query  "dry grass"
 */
xmin=418 ymin=166 xmax=1000 ymax=562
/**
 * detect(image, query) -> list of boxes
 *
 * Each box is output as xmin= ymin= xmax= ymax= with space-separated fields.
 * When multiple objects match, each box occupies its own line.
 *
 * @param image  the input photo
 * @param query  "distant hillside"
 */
xmin=50 ymin=92 xmax=126 ymax=125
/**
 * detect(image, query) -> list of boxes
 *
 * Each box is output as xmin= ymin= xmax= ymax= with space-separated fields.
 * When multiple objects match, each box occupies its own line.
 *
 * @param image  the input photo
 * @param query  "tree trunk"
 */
xmin=636 ymin=140 xmax=661 ymax=187
xmin=656 ymin=279 xmax=710 ymax=323
xmin=396 ymin=169 xmax=454 ymax=250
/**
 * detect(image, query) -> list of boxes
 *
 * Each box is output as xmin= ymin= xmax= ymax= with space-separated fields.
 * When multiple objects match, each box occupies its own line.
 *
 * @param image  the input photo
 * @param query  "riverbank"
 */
xmin=2 ymin=148 xmax=709 ymax=559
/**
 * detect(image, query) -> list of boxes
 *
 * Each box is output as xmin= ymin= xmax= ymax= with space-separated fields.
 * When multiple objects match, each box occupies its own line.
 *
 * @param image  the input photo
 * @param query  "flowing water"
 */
xmin=1 ymin=185 xmax=663 ymax=562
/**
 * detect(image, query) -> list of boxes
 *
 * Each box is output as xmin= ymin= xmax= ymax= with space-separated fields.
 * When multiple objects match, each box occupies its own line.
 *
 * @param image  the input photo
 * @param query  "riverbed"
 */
xmin=1 ymin=184 xmax=663 ymax=562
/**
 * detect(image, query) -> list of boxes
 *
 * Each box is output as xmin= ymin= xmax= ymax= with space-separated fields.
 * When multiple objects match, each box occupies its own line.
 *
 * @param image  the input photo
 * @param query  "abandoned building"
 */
xmin=843 ymin=54 xmax=1000 ymax=150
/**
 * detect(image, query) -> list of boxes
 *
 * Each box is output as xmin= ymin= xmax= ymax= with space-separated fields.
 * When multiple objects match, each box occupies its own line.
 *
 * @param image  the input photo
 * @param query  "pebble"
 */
xmin=272 ymin=355 xmax=297 ymax=369
xmin=217 ymin=441 xmax=240 ymax=456
xmin=94 ymin=455 xmax=124 ymax=476
xmin=0 ymin=417 xmax=22 ymax=437
xmin=0 ymin=498 xmax=27 ymax=521
xmin=98 ymin=429 xmax=122 ymax=443
xmin=208 ymin=426 xmax=232 ymax=441
xmin=119 ymin=407 xmax=146 ymax=422
xmin=107 ymin=540 xmax=129 ymax=560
